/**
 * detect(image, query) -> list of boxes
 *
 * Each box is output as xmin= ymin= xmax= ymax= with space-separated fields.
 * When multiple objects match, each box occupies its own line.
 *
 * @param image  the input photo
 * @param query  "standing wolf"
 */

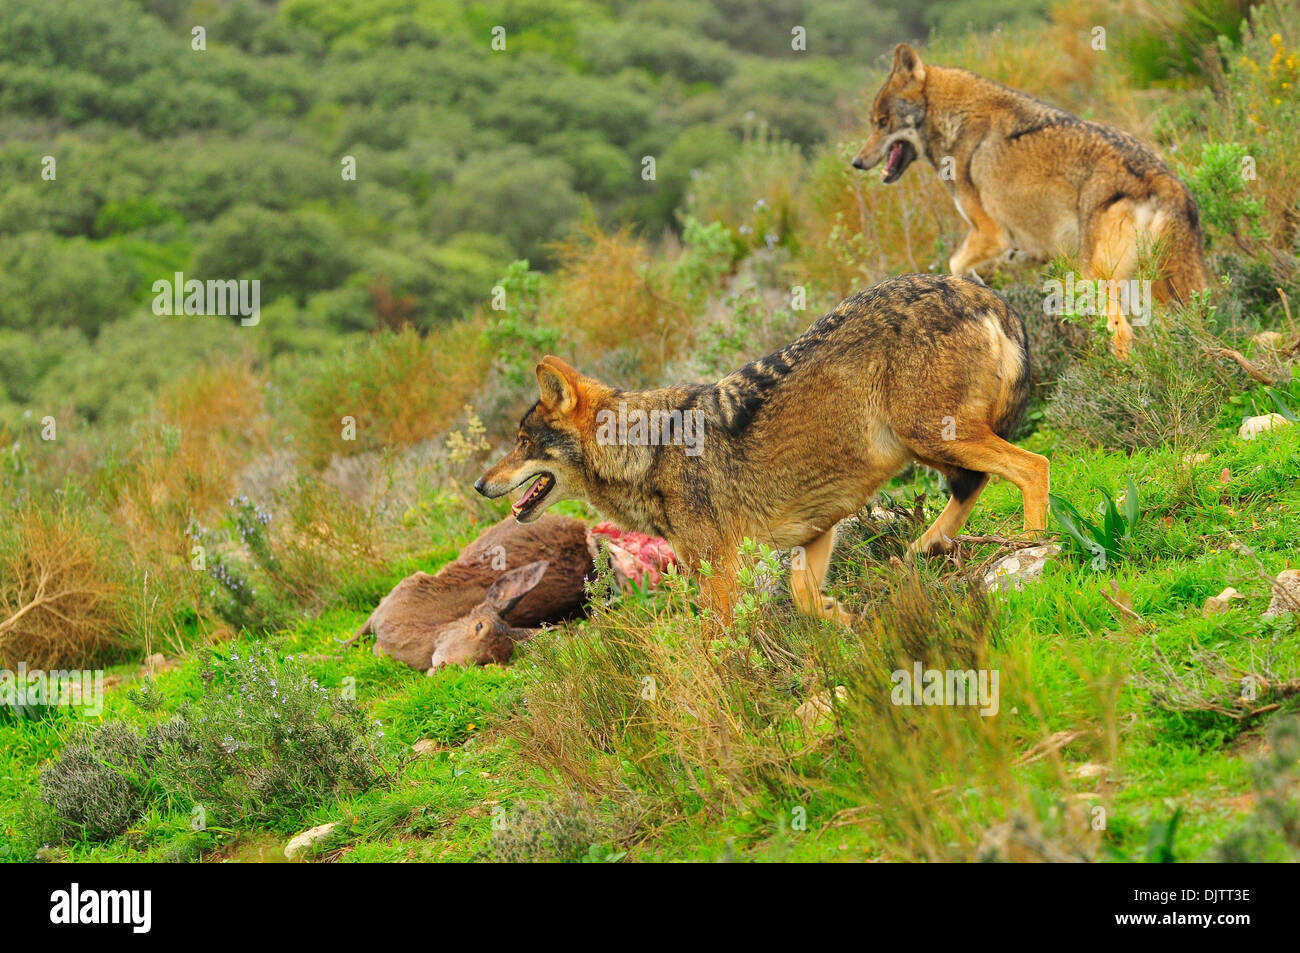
xmin=853 ymin=43 xmax=1212 ymax=356
xmin=476 ymin=274 xmax=1049 ymax=626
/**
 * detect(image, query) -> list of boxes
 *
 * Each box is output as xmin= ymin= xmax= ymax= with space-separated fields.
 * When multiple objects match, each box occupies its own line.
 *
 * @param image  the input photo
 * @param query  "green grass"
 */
xmin=4 ymin=388 xmax=1297 ymax=865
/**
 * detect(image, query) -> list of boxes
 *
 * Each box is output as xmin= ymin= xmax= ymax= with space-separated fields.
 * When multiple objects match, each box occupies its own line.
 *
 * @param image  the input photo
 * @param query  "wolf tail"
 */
xmin=1156 ymin=186 xmax=1214 ymax=305
xmin=992 ymin=294 xmax=1033 ymax=440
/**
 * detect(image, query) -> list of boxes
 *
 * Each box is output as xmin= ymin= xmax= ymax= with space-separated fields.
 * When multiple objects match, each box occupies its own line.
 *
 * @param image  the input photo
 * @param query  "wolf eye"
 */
xmin=876 ymin=116 xmax=888 ymax=128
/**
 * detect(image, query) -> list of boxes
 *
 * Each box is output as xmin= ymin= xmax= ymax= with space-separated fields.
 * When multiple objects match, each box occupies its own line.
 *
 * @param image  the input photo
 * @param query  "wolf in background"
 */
xmin=476 ymin=274 xmax=1049 ymax=627
xmin=853 ymin=43 xmax=1212 ymax=356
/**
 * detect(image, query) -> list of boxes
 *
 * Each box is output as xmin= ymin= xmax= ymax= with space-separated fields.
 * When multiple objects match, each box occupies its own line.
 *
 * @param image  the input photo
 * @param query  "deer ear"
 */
xmin=536 ymin=356 xmax=579 ymax=413
xmin=892 ymin=43 xmax=925 ymax=83
xmin=485 ymin=560 xmax=549 ymax=614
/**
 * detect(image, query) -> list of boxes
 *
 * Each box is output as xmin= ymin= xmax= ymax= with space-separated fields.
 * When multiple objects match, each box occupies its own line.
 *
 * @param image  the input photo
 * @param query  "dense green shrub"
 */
xmin=24 ymin=313 xmax=255 ymax=427
xmin=0 ymin=233 xmax=137 ymax=337
xmin=158 ymin=648 xmax=388 ymax=828
xmin=193 ymin=205 xmax=356 ymax=304
xmin=38 ymin=722 xmax=156 ymax=842
xmin=39 ymin=649 xmax=390 ymax=840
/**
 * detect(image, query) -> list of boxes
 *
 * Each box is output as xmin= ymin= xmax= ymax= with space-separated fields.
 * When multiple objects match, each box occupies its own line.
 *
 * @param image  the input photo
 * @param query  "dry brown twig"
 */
xmin=1138 ymin=639 xmax=1300 ymax=722
xmin=1202 ymin=287 xmax=1300 ymax=384
xmin=1099 ymin=580 xmax=1146 ymax=627
xmin=950 ymin=534 xmax=1042 ymax=551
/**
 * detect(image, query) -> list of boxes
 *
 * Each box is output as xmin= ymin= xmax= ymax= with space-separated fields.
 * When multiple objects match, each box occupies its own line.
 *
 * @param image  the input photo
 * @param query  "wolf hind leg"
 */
xmin=906 ymin=427 xmax=1049 ymax=542
xmin=909 ymin=467 xmax=990 ymax=556
xmin=1083 ymin=208 xmax=1142 ymax=359
xmin=790 ymin=527 xmax=855 ymax=627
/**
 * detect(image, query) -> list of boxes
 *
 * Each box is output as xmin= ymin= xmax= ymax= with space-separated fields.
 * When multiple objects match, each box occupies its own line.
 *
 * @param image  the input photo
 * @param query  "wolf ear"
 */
xmin=892 ymin=43 xmax=925 ymax=84
xmin=536 ymin=356 xmax=579 ymax=414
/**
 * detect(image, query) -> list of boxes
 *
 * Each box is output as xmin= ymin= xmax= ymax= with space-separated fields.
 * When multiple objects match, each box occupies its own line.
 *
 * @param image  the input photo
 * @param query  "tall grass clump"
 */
xmin=822 ymin=568 xmax=1121 ymax=861
xmin=506 ymin=559 xmax=820 ymax=823
xmin=196 ymin=478 xmax=393 ymax=635
xmin=105 ymin=359 xmax=272 ymax=649
xmin=548 ymin=223 xmax=696 ymax=387
xmin=1121 ymin=0 xmax=1254 ymax=84
xmin=682 ymin=120 xmax=806 ymax=258
xmin=508 ymin=548 xmax=1121 ymax=860
xmin=293 ymin=321 xmax=493 ymax=468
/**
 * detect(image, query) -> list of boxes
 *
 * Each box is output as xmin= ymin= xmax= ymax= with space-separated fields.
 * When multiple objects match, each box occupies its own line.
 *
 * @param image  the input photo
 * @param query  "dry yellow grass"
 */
xmin=114 ymin=360 xmax=266 ymax=559
xmin=0 ymin=504 xmax=127 ymax=669
xmin=295 ymin=320 xmax=494 ymax=468
xmin=549 ymin=223 xmax=694 ymax=382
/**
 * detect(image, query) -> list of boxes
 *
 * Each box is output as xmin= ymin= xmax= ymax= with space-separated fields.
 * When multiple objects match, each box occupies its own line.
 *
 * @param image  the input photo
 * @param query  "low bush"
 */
xmin=1046 ymin=304 xmax=1245 ymax=451
xmin=154 ymin=647 xmax=389 ymax=829
xmin=38 ymin=721 xmax=152 ymax=842
xmin=479 ymin=799 xmax=623 ymax=863
xmin=292 ymin=322 xmax=493 ymax=468
xmin=507 ymin=554 xmax=1120 ymax=861
xmin=197 ymin=480 xmax=393 ymax=635
xmin=38 ymin=648 xmax=391 ymax=841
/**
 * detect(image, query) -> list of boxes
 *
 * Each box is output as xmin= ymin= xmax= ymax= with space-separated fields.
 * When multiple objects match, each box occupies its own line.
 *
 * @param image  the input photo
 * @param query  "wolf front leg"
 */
xmin=698 ymin=569 xmax=736 ymax=630
xmin=947 ymin=187 xmax=1011 ymax=278
xmin=679 ymin=540 xmax=741 ymax=631
xmin=790 ymin=528 xmax=856 ymax=627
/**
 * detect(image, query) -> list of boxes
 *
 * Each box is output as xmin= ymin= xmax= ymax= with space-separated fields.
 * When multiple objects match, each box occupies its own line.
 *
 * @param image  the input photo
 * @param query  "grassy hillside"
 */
xmin=2 ymin=0 xmax=1299 ymax=862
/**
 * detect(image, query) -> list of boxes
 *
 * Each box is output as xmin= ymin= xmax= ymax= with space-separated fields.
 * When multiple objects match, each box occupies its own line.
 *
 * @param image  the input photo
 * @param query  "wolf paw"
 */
xmin=907 ymin=531 xmax=954 ymax=557
xmin=818 ymin=596 xmax=857 ymax=628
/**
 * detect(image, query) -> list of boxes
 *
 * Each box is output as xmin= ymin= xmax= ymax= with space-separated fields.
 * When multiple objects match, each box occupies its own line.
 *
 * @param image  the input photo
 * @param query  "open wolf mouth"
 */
xmin=511 ymin=472 xmax=555 ymax=521
xmin=882 ymin=139 xmax=916 ymax=184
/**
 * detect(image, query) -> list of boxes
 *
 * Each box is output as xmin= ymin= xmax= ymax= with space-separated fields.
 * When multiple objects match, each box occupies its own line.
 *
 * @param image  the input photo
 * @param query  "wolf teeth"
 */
xmin=514 ymin=475 xmax=549 ymax=514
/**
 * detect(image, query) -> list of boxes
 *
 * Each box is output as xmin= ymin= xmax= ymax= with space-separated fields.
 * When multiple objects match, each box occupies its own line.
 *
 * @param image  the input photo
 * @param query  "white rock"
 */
xmin=982 ymin=544 xmax=1062 ymax=592
xmin=143 ymin=652 xmax=175 ymax=673
xmin=794 ymin=686 xmax=848 ymax=730
xmin=1264 ymin=570 xmax=1300 ymax=618
xmin=412 ymin=739 xmax=440 ymax=756
xmin=1203 ymin=587 xmax=1246 ymax=616
xmin=1238 ymin=413 xmax=1290 ymax=441
xmin=284 ymin=822 xmax=338 ymax=860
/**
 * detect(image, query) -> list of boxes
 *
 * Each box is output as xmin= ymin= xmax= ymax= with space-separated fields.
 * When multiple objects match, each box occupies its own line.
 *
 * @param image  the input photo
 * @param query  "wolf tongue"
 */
xmin=512 ymin=476 xmax=544 ymax=515
xmin=884 ymin=141 xmax=903 ymax=176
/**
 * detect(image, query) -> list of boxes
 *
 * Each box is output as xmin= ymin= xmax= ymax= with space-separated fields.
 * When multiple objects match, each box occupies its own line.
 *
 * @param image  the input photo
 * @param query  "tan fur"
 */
xmin=853 ymin=44 xmax=1213 ymax=356
xmin=356 ymin=514 xmax=592 ymax=668
xmin=478 ymin=274 xmax=1049 ymax=627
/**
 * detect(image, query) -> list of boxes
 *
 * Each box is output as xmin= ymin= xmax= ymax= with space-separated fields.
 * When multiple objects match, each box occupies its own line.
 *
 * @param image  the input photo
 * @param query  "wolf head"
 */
xmin=852 ymin=43 xmax=927 ymax=184
xmin=475 ymin=356 xmax=601 ymax=523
